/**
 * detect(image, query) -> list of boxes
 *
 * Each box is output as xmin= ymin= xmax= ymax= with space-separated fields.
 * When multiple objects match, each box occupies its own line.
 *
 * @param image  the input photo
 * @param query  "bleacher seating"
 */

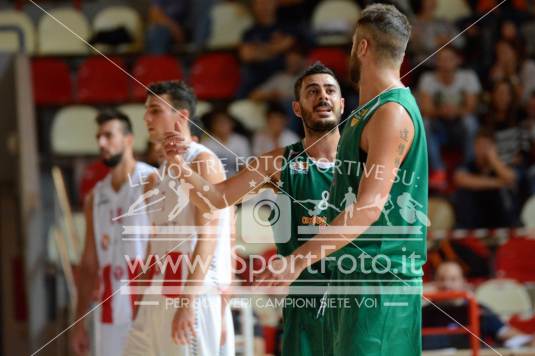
xmin=117 ymin=103 xmax=150 ymax=153
xmin=0 ymin=10 xmax=35 ymax=54
xmin=207 ymin=2 xmax=253 ymax=49
xmin=51 ymin=105 xmax=99 ymax=155
xmin=92 ymin=5 xmax=143 ymax=53
xmin=38 ymin=7 xmax=91 ymax=55
xmin=131 ymin=55 xmax=183 ymax=101
xmin=190 ymin=53 xmax=241 ymax=100
xmin=312 ymin=0 xmax=360 ymax=45
xmin=76 ymin=56 xmax=129 ymax=103
xmin=31 ymin=58 xmax=72 ymax=105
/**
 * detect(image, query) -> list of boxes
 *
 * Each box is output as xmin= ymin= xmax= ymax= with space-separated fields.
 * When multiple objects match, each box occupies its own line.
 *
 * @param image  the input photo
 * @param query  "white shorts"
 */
xmin=219 ymin=306 xmax=235 ymax=356
xmin=123 ymin=293 xmax=233 ymax=356
xmin=93 ymin=322 xmax=131 ymax=356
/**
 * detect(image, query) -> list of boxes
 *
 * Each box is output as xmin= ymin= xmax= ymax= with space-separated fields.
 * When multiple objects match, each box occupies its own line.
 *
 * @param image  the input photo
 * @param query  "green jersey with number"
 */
xmin=327 ymin=87 xmax=428 ymax=278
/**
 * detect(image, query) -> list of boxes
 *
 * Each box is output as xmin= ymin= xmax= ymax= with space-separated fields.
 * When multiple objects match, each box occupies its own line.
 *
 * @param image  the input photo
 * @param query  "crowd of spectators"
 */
xmin=148 ymin=0 xmax=535 ymax=230
xmin=33 ymin=0 xmax=535 ymax=230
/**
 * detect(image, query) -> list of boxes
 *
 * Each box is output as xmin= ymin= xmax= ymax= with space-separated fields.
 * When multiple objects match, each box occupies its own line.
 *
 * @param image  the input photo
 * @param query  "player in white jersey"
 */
xmin=123 ymin=81 xmax=234 ymax=356
xmin=71 ymin=109 xmax=155 ymax=356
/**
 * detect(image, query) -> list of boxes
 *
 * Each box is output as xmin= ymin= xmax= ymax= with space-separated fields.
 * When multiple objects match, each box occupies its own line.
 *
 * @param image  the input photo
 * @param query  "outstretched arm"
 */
xmin=163 ymin=126 xmax=284 ymax=210
xmin=71 ymin=192 xmax=98 ymax=355
xmin=260 ymin=103 xmax=415 ymax=284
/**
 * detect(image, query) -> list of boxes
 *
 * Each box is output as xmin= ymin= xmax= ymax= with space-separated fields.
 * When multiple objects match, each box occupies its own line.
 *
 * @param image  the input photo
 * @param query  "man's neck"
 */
xmin=110 ymin=155 xmax=136 ymax=192
xmin=303 ymin=129 xmax=339 ymax=162
xmin=437 ymin=70 xmax=455 ymax=85
xmin=358 ymin=65 xmax=403 ymax=106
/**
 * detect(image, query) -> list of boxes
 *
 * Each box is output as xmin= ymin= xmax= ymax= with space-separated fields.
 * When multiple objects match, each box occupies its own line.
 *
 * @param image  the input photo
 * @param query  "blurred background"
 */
xmin=1 ymin=0 xmax=535 ymax=355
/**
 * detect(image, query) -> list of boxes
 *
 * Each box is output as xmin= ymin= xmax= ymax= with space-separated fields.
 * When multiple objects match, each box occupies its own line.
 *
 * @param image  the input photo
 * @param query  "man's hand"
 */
xmin=71 ymin=323 xmax=90 ymax=355
xmin=255 ymin=256 xmax=304 ymax=287
xmin=163 ymin=122 xmax=190 ymax=165
xmin=171 ymin=298 xmax=196 ymax=345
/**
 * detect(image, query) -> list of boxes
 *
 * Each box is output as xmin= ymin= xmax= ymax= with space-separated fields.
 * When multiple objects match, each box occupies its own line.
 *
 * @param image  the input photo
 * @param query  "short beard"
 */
xmin=102 ymin=151 xmax=124 ymax=168
xmin=349 ymin=58 xmax=361 ymax=85
xmin=301 ymin=111 xmax=338 ymax=133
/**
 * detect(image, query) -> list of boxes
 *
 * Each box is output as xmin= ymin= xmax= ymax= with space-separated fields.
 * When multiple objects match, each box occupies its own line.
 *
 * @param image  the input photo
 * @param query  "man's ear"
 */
xmin=125 ymin=133 xmax=134 ymax=147
xmin=358 ymin=38 xmax=368 ymax=58
xmin=340 ymin=97 xmax=345 ymax=115
xmin=292 ymin=101 xmax=302 ymax=119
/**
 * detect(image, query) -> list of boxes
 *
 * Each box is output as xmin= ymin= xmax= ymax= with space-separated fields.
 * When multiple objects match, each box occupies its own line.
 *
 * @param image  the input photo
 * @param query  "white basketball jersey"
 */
xmin=92 ymin=161 xmax=155 ymax=325
xmin=148 ymin=142 xmax=232 ymax=295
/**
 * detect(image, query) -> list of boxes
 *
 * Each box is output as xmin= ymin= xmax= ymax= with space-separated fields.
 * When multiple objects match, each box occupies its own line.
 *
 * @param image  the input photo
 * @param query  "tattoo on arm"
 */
xmin=401 ymin=128 xmax=409 ymax=142
xmin=395 ymin=129 xmax=409 ymax=166
xmin=397 ymin=143 xmax=406 ymax=156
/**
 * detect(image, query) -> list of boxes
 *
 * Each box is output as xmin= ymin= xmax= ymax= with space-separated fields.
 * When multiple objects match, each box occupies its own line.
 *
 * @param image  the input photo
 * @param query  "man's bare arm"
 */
xmin=75 ymin=192 xmax=99 ymax=319
xmin=166 ymin=147 xmax=285 ymax=210
xmin=288 ymin=103 xmax=415 ymax=270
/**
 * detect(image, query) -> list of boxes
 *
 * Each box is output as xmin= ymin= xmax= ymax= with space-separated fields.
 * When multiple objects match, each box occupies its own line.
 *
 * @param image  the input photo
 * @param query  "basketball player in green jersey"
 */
xmin=161 ymin=63 xmax=344 ymax=355
xmin=260 ymin=4 xmax=429 ymax=356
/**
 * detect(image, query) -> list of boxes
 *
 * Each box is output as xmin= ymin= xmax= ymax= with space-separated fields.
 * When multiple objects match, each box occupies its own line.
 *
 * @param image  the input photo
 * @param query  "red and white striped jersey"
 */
xmin=92 ymin=161 xmax=154 ymax=325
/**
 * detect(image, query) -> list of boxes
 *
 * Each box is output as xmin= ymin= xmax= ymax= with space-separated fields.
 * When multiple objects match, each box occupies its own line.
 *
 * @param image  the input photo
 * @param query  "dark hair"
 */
xmin=294 ymin=62 xmax=338 ymax=100
xmin=95 ymin=108 xmax=133 ymax=135
xmin=356 ymin=3 xmax=411 ymax=65
xmin=266 ymin=101 xmax=287 ymax=117
xmin=474 ymin=128 xmax=495 ymax=142
xmin=147 ymin=80 xmax=197 ymax=118
xmin=200 ymin=109 xmax=234 ymax=132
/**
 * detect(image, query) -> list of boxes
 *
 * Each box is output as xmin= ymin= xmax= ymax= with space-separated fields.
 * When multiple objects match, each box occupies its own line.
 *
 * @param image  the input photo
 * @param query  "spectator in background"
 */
xmin=409 ymin=0 xmax=463 ymax=66
xmin=276 ymin=0 xmax=321 ymax=30
xmin=418 ymin=46 xmax=481 ymax=188
xmin=249 ymin=46 xmax=308 ymax=105
xmin=145 ymin=0 xmax=213 ymax=53
xmin=252 ymin=103 xmax=299 ymax=156
xmin=481 ymin=80 xmax=530 ymax=167
xmin=489 ymin=39 xmax=535 ymax=102
xmin=237 ymin=0 xmax=299 ymax=97
xmin=249 ymin=46 xmax=308 ymax=133
xmin=200 ymin=110 xmax=251 ymax=176
xmin=423 ymin=261 xmax=534 ymax=350
xmin=523 ymin=91 xmax=535 ymax=194
xmin=453 ymin=129 xmax=517 ymax=229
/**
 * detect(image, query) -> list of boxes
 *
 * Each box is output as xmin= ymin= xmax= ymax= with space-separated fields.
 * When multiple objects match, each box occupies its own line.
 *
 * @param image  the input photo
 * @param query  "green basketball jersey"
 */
xmin=276 ymin=140 xmax=334 ymax=282
xmin=327 ymin=87 xmax=428 ymax=278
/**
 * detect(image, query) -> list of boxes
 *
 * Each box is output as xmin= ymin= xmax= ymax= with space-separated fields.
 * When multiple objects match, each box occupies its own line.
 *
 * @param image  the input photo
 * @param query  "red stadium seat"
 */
xmin=79 ymin=160 xmax=110 ymax=205
xmin=131 ymin=55 xmax=183 ymax=101
xmin=308 ymin=47 xmax=349 ymax=79
xmin=31 ymin=58 xmax=72 ymax=105
xmin=76 ymin=57 xmax=129 ymax=103
xmin=496 ymin=237 xmax=535 ymax=282
xmin=190 ymin=53 xmax=240 ymax=100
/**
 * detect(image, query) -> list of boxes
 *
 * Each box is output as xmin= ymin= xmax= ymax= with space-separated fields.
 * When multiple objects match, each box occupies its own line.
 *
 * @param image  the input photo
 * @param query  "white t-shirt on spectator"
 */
xmin=521 ymin=59 xmax=535 ymax=102
xmin=418 ymin=69 xmax=481 ymax=108
xmin=201 ymin=134 xmax=251 ymax=176
xmin=256 ymin=73 xmax=299 ymax=101
xmin=252 ymin=130 xmax=299 ymax=156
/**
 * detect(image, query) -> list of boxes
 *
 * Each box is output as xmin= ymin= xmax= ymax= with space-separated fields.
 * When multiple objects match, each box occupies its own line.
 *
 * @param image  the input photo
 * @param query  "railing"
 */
xmin=423 ymin=291 xmax=481 ymax=356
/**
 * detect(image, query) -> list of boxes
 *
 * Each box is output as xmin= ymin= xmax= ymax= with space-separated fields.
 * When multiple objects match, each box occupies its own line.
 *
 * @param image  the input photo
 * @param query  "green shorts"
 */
xmin=325 ymin=269 xmax=423 ymax=356
xmin=280 ymin=276 xmax=332 ymax=356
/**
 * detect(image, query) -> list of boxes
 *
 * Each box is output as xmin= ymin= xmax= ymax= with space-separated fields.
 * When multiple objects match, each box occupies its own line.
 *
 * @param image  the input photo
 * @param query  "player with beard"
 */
xmin=161 ymin=63 xmax=345 ymax=356
xmin=71 ymin=109 xmax=155 ymax=356
xmin=259 ymin=4 xmax=429 ymax=355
